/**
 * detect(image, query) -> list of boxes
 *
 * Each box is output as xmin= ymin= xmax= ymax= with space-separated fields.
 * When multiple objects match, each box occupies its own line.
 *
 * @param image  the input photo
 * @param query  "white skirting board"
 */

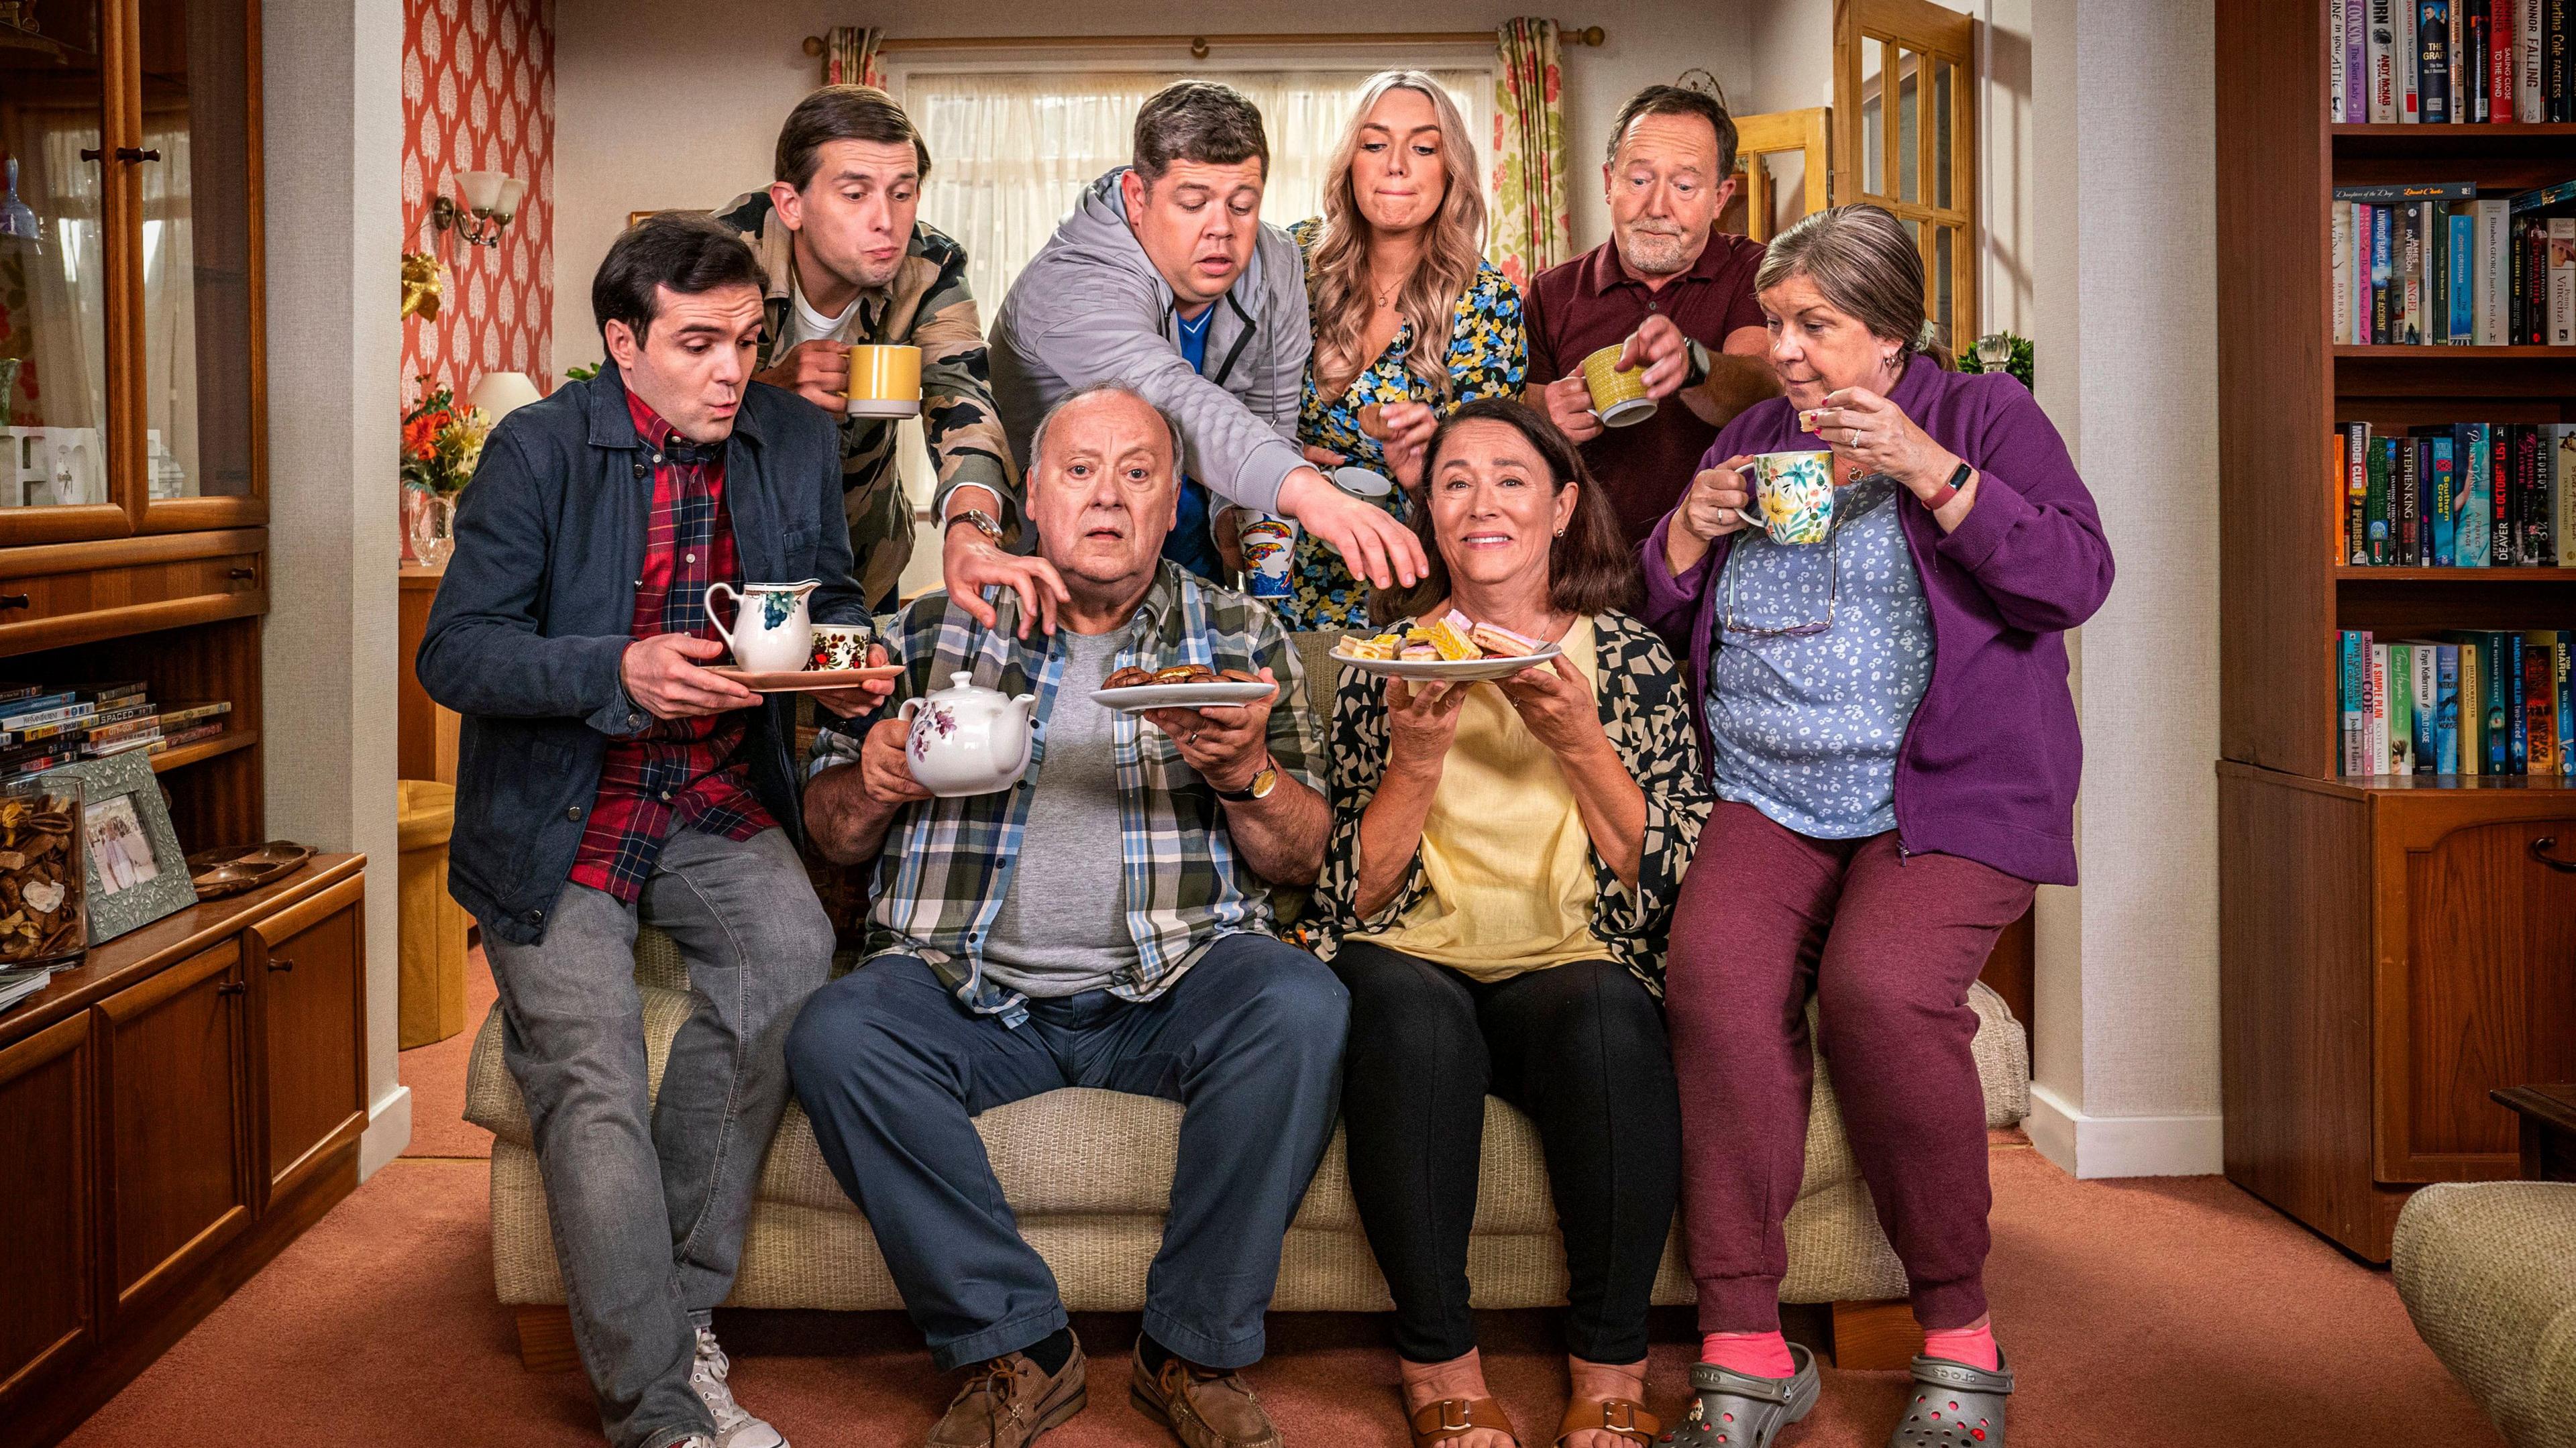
xmin=359 ymin=1083 xmax=415 ymax=1181
xmin=2026 ymin=1082 xmax=2223 ymax=1179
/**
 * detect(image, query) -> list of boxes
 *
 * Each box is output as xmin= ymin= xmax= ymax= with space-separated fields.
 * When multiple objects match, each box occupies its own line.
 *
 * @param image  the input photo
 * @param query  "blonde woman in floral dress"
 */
xmin=1283 ymin=70 xmax=1525 ymax=631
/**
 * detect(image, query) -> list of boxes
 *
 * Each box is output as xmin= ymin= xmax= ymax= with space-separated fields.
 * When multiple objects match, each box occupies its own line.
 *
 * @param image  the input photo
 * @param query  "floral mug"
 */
xmin=1732 ymin=451 xmax=1835 ymax=545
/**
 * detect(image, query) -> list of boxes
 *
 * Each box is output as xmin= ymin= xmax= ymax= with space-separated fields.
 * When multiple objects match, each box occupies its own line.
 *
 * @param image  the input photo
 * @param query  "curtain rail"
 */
xmin=801 ymin=26 xmax=1606 ymax=61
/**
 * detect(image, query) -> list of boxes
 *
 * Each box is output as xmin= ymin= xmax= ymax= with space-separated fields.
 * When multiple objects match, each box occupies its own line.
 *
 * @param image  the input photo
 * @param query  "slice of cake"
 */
xmin=1444 ymin=609 xmax=1548 ymax=659
xmin=1416 ymin=618 xmax=1481 ymax=661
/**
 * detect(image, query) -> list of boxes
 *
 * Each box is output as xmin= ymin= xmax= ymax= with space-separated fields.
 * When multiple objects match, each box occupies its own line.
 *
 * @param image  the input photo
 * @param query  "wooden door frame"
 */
xmin=1731 ymin=105 xmax=1831 ymax=243
xmin=1831 ymin=0 xmax=1978 ymax=344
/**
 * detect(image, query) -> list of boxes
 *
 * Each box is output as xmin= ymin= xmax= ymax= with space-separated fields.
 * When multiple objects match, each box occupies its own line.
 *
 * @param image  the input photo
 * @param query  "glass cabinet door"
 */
xmin=0 ymin=0 xmax=127 ymax=541
xmin=134 ymin=0 xmax=258 ymax=529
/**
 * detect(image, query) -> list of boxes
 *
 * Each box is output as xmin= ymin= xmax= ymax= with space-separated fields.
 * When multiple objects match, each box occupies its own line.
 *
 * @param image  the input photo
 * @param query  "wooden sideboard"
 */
xmin=0 ymin=855 xmax=367 ymax=1445
xmin=398 ymin=563 xmax=459 ymax=783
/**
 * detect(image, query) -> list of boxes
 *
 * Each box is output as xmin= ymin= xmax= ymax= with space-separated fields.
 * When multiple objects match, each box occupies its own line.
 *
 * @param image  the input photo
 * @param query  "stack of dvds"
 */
xmin=0 ymin=683 xmax=235 ymax=782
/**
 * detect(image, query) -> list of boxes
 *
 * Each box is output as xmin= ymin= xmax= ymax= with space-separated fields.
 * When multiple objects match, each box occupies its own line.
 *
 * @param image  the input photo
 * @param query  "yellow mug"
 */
xmin=1578 ymin=343 xmax=1657 ymax=428
xmin=845 ymin=344 xmax=922 ymax=419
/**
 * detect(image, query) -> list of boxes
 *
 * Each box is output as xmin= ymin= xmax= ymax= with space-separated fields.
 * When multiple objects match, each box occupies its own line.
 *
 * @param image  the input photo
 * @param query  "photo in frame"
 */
xmin=34 ymin=750 xmax=197 ymax=944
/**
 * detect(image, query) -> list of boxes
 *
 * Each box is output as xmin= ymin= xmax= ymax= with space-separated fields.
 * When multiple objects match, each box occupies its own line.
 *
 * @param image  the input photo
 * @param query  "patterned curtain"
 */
xmin=1489 ymin=17 xmax=1568 ymax=290
xmin=822 ymin=25 xmax=883 ymax=88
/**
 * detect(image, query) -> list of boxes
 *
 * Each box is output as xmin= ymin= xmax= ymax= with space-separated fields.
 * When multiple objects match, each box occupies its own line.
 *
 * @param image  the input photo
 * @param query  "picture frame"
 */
xmin=34 ymin=750 xmax=197 ymax=945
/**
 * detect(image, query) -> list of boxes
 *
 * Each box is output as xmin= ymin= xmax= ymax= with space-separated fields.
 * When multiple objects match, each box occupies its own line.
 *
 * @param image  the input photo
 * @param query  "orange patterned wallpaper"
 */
xmin=400 ymin=0 xmax=554 ymax=406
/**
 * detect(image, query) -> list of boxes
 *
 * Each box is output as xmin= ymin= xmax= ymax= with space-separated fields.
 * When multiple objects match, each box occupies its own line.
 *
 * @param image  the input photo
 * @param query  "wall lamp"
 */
xmin=431 ymin=170 xmax=527 ymax=249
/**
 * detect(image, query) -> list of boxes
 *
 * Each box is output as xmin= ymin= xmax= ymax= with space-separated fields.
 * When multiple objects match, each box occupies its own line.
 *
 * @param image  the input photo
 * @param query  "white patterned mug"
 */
xmin=1732 ymin=451 xmax=1835 ymax=545
xmin=808 ymin=622 xmax=871 ymax=671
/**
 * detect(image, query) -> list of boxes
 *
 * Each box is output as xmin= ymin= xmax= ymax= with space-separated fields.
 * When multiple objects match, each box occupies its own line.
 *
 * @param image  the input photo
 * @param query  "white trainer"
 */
xmin=690 ymin=1326 xmax=788 ymax=1448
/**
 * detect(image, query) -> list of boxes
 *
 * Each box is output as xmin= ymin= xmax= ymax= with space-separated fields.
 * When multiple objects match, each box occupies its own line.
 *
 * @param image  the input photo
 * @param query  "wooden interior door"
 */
xmin=1731 ymin=106 xmax=1831 ymax=243
xmin=252 ymin=877 xmax=366 ymax=1205
xmin=1832 ymin=0 xmax=1978 ymax=349
xmin=2377 ymin=805 xmax=2576 ymax=1183
xmin=95 ymin=938 xmax=252 ymax=1319
xmin=0 ymin=1013 xmax=94 ymax=1407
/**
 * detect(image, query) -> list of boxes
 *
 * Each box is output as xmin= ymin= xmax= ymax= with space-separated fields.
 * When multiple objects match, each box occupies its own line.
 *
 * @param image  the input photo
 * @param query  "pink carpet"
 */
xmin=60 ymin=1139 xmax=2500 ymax=1446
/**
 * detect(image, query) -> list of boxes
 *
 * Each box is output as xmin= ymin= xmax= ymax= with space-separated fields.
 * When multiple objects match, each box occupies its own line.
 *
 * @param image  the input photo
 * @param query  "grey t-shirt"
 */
xmin=981 ymin=629 xmax=1137 ymax=997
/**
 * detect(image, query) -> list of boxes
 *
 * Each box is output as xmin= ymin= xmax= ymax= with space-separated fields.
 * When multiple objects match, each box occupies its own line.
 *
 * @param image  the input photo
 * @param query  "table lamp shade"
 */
xmin=468 ymin=371 xmax=543 ymax=423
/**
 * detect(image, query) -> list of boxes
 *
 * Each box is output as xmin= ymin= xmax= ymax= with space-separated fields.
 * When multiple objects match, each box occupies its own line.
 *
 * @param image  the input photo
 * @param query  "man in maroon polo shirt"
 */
xmin=1525 ymin=85 xmax=1780 ymax=544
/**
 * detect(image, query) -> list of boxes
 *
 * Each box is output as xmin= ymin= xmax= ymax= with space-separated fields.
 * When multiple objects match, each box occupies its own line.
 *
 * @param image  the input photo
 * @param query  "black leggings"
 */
xmin=1330 ymin=941 xmax=1682 ymax=1364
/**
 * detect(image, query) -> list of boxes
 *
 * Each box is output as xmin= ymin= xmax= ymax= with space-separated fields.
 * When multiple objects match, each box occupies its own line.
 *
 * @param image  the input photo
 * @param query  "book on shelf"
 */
xmin=2341 ymin=629 xmax=2576 ymax=778
xmin=2336 ymin=421 xmax=2573 ymax=565
xmin=2331 ymin=178 xmax=2573 ymax=345
xmin=2343 ymin=1 xmax=2573 ymax=120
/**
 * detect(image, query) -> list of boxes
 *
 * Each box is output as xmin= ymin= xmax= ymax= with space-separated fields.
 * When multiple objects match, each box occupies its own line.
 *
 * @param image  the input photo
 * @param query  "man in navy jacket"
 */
xmin=419 ymin=214 xmax=881 ymax=1448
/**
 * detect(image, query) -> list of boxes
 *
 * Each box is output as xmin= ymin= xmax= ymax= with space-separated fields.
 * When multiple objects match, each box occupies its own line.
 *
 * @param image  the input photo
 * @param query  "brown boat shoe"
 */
xmin=926 ymin=1334 xmax=1088 ymax=1448
xmin=1129 ymin=1353 xmax=1284 ymax=1448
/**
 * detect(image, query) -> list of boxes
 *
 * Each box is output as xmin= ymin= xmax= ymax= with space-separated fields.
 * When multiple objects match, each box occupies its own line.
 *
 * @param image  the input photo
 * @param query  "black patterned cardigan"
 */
xmin=1299 ymin=610 xmax=1712 ymax=998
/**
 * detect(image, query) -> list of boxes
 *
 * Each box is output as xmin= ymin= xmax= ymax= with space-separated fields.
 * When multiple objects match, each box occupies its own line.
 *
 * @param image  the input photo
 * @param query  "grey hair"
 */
xmin=1754 ymin=203 xmax=1953 ymax=368
xmin=1028 ymin=381 xmax=1187 ymax=478
xmin=1132 ymin=80 xmax=1269 ymax=184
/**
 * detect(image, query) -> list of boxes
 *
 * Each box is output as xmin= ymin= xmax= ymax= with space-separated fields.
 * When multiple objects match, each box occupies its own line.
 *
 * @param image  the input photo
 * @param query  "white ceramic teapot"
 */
xmin=706 ymin=579 xmax=818 ymax=674
xmin=900 ymin=671 xmax=1037 ymax=797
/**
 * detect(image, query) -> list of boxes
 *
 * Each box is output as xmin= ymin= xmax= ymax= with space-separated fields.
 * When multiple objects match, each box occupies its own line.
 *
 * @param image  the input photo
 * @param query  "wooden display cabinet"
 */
xmin=2215 ymin=2 xmax=2576 ymax=1260
xmin=0 ymin=857 xmax=366 ymax=1443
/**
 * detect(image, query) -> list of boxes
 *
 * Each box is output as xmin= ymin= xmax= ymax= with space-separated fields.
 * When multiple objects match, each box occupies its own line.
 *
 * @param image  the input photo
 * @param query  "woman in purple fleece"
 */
xmin=1638 ymin=205 xmax=2112 ymax=1448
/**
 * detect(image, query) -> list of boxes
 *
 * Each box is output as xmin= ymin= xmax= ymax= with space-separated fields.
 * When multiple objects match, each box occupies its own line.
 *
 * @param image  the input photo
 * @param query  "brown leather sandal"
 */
xmin=1555 ymin=1395 xmax=1660 ymax=1447
xmin=1410 ymin=1395 xmax=1519 ymax=1448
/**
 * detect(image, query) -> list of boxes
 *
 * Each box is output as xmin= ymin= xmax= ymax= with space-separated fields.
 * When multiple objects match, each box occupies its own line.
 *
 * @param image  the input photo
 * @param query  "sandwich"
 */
xmin=1445 ymin=610 xmax=1547 ymax=659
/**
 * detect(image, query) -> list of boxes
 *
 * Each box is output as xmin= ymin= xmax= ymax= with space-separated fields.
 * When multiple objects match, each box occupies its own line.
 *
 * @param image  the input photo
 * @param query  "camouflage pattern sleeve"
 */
xmin=908 ymin=229 xmax=1021 ymax=541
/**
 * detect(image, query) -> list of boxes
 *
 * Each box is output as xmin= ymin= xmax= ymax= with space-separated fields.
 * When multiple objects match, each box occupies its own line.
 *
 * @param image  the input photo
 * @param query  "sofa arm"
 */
xmin=2393 ymin=1180 xmax=2576 ymax=1448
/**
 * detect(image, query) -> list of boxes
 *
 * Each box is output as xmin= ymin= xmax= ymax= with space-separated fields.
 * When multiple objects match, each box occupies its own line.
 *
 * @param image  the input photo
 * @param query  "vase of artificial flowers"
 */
xmin=400 ymin=378 xmax=490 ymax=567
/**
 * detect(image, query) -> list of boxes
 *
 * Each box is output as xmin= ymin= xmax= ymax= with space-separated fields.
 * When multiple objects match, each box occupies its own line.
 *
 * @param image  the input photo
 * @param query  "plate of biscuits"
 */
xmin=1091 ymin=663 xmax=1281 ymax=712
xmin=1331 ymin=611 xmax=1562 ymax=682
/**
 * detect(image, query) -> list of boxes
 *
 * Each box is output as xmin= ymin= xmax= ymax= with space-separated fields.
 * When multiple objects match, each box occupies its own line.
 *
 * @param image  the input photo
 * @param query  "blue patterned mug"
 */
xmin=1732 ymin=451 xmax=1835 ymax=545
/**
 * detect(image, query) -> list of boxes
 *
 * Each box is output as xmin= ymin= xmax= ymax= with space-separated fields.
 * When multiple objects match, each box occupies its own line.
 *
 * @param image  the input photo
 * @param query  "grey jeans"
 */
xmin=482 ymin=827 xmax=833 ymax=1448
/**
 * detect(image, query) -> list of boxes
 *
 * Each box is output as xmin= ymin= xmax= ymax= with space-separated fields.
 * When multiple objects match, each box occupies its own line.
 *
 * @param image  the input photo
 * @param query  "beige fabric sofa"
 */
xmin=2393 ymin=1181 xmax=2576 ymax=1448
xmin=464 ymin=630 xmax=2029 ymax=1359
xmin=463 ymin=936 xmax=2025 ymax=1328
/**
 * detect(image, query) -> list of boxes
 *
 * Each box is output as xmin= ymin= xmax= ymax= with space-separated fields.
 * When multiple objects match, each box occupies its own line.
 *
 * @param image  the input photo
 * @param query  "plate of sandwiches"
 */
xmin=1091 ymin=663 xmax=1281 ymax=712
xmin=1332 ymin=612 xmax=1562 ymax=682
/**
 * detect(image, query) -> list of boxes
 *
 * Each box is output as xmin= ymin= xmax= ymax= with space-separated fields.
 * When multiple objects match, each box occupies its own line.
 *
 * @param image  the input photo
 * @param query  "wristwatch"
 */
xmin=1682 ymin=337 xmax=1713 ymax=390
xmin=945 ymin=507 xmax=1005 ymax=547
xmin=1214 ymin=759 xmax=1279 ymax=803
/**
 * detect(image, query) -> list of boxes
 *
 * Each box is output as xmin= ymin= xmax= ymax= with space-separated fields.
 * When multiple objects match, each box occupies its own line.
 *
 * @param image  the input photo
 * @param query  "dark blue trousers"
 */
xmin=786 ymin=934 xmax=1348 ymax=1372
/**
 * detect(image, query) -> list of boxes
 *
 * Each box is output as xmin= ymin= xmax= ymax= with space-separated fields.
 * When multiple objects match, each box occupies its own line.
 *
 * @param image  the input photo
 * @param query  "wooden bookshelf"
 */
xmin=2215 ymin=1 xmax=2576 ymax=1263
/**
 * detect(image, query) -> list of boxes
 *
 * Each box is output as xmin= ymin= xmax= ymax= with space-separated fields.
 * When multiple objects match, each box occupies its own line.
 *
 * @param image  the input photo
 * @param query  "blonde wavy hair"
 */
xmin=1307 ymin=72 xmax=1487 ymax=400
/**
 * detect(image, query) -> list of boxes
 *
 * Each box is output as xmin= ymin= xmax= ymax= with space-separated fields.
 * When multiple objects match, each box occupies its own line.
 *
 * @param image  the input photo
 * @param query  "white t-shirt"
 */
xmin=784 ymin=272 xmax=865 ymax=347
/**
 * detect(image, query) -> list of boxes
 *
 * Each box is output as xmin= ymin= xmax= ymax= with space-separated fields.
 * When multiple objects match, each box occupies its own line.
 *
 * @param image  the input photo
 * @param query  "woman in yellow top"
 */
xmin=1307 ymin=398 xmax=1711 ymax=1448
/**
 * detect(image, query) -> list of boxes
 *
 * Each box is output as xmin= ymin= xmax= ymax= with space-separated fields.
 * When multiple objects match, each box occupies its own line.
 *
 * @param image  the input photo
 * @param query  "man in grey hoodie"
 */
xmin=989 ymin=80 xmax=1424 ymax=599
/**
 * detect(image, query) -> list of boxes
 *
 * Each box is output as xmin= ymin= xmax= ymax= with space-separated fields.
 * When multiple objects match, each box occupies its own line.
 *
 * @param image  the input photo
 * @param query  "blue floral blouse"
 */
xmin=1285 ymin=217 xmax=1526 ymax=630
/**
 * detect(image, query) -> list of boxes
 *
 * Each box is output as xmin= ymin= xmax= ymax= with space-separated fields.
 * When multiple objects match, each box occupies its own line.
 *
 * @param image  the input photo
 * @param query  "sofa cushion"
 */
xmin=464 ymin=929 xmax=2028 ymax=1227
xmin=2393 ymin=1180 xmax=2576 ymax=1448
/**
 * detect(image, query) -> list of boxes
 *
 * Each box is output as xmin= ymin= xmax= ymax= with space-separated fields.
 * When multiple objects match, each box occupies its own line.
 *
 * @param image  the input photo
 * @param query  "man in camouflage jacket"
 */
xmin=714 ymin=86 xmax=1059 ymax=626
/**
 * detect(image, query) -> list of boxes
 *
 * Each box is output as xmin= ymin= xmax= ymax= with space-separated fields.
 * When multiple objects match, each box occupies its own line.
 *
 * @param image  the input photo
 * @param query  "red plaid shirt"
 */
xmin=567 ymin=389 xmax=777 ymax=902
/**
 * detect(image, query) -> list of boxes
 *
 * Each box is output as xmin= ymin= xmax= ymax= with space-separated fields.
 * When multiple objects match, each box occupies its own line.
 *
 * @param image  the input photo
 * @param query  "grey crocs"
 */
xmin=1887 ymin=1351 xmax=2012 ymax=1447
xmin=1660 ymin=1343 xmax=1819 ymax=1448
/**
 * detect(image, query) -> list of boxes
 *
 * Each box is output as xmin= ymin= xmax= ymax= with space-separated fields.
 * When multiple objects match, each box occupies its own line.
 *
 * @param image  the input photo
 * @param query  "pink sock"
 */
xmin=1701 ymin=1330 xmax=1796 ymax=1379
xmin=1920 ymin=1317 xmax=2000 ymax=1372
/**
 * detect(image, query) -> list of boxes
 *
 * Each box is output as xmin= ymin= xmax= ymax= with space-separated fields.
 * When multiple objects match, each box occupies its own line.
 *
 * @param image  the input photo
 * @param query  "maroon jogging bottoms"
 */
xmin=1666 ymin=801 xmax=2035 ymax=1333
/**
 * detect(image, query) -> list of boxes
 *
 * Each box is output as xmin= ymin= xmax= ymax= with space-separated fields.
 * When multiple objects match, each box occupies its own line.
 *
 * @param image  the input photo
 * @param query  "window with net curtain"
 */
xmin=875 ymin=67 xmax=1490 ymax=558
xmin=901 ymin=67 xmax=1493 ymax=342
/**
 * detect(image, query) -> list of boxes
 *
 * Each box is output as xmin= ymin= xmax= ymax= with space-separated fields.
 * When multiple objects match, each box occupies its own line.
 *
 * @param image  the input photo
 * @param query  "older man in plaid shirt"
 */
xmin=789 ymin=382 xmax=1345 ymax=1448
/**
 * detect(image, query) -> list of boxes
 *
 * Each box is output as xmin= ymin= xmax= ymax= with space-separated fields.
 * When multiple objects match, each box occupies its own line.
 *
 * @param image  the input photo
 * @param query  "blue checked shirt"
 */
xmin=810 ymin=563 xmax=1320 ymax=1025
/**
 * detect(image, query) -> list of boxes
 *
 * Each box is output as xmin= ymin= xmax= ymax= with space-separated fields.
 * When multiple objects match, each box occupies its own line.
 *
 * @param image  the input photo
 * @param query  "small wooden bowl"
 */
xmin=186 ymin=840 xmax=316 ymax=900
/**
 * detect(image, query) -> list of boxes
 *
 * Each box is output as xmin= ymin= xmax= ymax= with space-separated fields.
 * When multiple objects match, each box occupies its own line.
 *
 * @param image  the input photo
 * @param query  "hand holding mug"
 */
xmin=1616 ymin=315 xmax=1696 ymax=400
xmin=753 ymin=340 xmax=851 ymax=414
xmin=1674 ymin=458 xmax=1757 ymax=545
xmin=1539 ymin=375 xmax=1605 ymax=443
